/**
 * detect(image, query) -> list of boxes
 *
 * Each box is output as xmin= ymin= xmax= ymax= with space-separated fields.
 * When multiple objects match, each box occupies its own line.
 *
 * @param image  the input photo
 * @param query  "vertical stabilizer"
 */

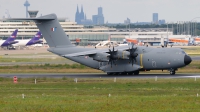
xmin=26 ymin=31 xmax=42 ymax=46
xmin=2 ymin=29 xmax=18 ymax=46
xmin=6 ymin=29 xmax=18 ymax=42
xmin=34 ymin=14 xmax=73 ymax=48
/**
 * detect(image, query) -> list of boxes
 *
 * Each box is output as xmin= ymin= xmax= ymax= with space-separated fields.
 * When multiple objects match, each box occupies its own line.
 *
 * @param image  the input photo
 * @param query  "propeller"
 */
xmin=108 ymin=46 xmax=117 ymax=68
xmin=129 ymin=44 xmax=138 ymax=66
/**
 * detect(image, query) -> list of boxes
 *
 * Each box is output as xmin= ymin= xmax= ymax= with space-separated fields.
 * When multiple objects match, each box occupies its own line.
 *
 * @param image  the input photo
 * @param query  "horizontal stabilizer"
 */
xmin=7 ymin=14 xmax=56 ymax=21
xmin=33 ymin=40 xmax=43 ymax=44
xmin=9 ymin=41 xmax=18 ymax=44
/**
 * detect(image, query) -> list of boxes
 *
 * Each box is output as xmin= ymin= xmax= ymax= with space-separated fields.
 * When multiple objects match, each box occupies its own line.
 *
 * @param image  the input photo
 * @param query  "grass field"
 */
xmin=0 ymin=78 xmax=200 ymax=111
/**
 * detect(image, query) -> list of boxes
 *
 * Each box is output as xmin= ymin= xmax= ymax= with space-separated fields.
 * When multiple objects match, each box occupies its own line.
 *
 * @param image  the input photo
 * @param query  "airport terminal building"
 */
xmin=0 ymin=18 xmax=179 ymax=46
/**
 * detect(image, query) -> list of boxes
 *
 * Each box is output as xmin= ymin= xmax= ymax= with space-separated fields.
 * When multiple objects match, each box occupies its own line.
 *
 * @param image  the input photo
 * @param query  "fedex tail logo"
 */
xmin=10 ymin=36 xmax=16 ymax=38
xmin=35 ymin=35 xmax=41 ymax=38
xmin=51 ymin=27 xmax=57 ymax=31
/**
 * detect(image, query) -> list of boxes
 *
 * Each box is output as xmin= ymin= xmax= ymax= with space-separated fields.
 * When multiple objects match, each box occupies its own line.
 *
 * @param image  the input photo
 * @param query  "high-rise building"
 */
xmin=98 ymin=7 xmax=103 ymax=16
xmin=92 ymin=7 xmax=104 ymax=25
xmin=153 ymin=13 xmax=158 ymax=24
xmin=124 ymin=18 xmax=131 ymax=24
xmin=159 ymin=19 xmax=166 ymax=25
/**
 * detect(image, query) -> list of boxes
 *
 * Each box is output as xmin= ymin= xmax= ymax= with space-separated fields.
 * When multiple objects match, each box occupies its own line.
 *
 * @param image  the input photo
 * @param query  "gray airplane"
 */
xmin=9 ymin=14 xmax=192 ymax=75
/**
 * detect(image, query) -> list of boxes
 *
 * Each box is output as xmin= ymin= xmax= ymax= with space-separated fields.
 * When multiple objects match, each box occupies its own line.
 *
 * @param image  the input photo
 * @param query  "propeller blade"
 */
xmin=132 ymin=44 xmax=133 ymax=49
xmin=132 ymin=58 xmax=134 ymax=66
xmin=134 ymin=58 xmax=137 ymax=63
xmin=111 ymin=60 xmax=113 ymax=68
xmin=114 ymin=60 xmax=117 ymax=66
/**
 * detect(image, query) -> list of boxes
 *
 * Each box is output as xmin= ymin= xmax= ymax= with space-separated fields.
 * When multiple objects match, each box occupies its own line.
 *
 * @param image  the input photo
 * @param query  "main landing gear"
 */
xmin=169 ymin=69 xmax=176 ymax=75
xmin=107 ymin=70 xmax=140 ymax=75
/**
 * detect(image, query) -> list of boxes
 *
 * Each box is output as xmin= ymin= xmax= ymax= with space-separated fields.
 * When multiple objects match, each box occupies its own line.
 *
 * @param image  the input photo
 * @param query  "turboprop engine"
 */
xmin=115 ymin=50 xmax=130 ymax=59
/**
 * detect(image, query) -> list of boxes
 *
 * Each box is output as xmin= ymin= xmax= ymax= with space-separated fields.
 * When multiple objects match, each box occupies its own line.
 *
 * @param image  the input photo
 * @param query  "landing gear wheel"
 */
xmin=133 ymin=71 xmax=139 ymax=75
xmin=107 ymin=72 xmax=113 ymax=75
xmin=115 ymin=72 xmax=120 ymax=75
xmin=127 ymin=72 xmax=133 ymax=75
xmin=170 ymin=70 xmax=176 ymax=75
xmin=122 ymin=72 xmax=127 ymax=75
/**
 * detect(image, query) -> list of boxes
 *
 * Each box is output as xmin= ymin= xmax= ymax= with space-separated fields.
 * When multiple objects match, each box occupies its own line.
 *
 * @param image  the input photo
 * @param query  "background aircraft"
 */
xmin=13 ymin=31 xmax=42 ymax=47
xmin=0 ymin=29 xmax=18 ymax=48
xmin=95 ymin=35 xmax=120 ymax=47
xmin=9 ymin=14 xmax=192 ymax=75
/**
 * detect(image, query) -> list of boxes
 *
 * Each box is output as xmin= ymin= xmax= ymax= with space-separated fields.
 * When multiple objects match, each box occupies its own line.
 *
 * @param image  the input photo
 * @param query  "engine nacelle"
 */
xmin=92 ymin=53 xmax=110 ymax=62
xmin=116 ymin=50 xmax=130 ymax=59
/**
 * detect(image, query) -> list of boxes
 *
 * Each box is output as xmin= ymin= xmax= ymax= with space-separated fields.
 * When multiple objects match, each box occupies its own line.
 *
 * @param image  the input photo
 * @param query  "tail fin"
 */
xmin=26 ymin=31 xmax=42 ymax=46
xmin=6 ymin=29 xmax=18 ymax=42
xmin=2 ymin=29 xmax=18 ymax=46
xmin=7 ymin=14 xmax=73 ymax=48
xmin=35 ymin=14 xmax=73 ymax=47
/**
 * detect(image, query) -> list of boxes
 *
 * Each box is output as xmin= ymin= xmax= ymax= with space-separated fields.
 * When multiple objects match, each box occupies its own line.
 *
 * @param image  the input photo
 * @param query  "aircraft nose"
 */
xmin=184 ymin=55 xmax=192 ymax=65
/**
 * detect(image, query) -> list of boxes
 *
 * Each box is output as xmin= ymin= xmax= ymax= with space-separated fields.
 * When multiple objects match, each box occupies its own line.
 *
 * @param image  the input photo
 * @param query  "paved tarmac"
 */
xmin=0 ymin=73 xmax=200 ymax=79
xmin=191 ymin=56 xmax=200 ymax=60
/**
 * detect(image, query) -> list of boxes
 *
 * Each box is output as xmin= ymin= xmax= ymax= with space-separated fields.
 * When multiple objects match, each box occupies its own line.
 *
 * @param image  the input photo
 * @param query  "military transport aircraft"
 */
xmin=8 ymin=14 xmax=192 ymax=75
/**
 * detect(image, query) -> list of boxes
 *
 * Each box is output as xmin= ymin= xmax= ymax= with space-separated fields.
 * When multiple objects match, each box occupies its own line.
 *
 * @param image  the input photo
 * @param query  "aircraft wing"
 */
xmin=64 ymin=50 xmax=99 ymax=57
xmin=64 ymin=45 xmax=129 ymax=57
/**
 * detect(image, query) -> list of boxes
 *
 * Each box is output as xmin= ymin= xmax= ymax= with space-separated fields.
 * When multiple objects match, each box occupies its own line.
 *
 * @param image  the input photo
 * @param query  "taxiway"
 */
xmin=0 ymin=73 xmax=200 ymax=79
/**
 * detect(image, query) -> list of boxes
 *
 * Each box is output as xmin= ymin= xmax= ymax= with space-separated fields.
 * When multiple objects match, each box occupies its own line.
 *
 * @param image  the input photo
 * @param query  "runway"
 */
xmin=0 ymin=73 xmax=200 ymax=79
xmin=191 ymin=56 xmax=200 ymax=60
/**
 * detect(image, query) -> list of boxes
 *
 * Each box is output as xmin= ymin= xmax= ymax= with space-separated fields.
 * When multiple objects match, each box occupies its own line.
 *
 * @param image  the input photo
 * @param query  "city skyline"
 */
xmin=0 ymin=0 xmax=200 ymax=23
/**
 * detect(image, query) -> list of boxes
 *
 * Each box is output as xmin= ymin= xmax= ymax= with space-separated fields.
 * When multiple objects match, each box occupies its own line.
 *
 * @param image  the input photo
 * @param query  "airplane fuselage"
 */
xmin=13 ymin=40 xmax=30 ymax=46
xmin=0 ymin=41 xmax=5 ymax=46
xmin=48 ymin=45 xmax=190 ymax=74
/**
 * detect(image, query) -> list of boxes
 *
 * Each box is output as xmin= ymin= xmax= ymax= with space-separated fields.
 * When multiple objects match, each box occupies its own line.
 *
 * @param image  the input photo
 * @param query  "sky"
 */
xmin=0 ymin=0 xmax=200 ymax=23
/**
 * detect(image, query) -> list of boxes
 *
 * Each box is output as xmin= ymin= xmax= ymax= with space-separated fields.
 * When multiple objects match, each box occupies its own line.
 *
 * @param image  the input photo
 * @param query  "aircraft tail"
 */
xmin=7 ymin=14 xmax=73 ymax=48
xmin=2 ymin=29 xmax=18 ymax=46
xmin=6 ymin=29 xmax=18 ymax=42
xmin=26 ymin=31 xmax=42 ymax=46
xmin=35 ymin=14 xmax=73 ymax=47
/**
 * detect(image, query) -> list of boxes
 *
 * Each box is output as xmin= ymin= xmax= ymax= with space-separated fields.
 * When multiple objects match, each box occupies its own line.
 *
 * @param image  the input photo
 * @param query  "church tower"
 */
xmin=80 ymin=5 xmax=85 ymax=22
xmin=75 ymin=5 xmax=80 ymax=24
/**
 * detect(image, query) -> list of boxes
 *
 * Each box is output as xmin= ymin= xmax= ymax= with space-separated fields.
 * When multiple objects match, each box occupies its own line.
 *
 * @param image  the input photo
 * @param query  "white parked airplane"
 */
xmin=13 ymin=31 xmax=42 ymax=47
